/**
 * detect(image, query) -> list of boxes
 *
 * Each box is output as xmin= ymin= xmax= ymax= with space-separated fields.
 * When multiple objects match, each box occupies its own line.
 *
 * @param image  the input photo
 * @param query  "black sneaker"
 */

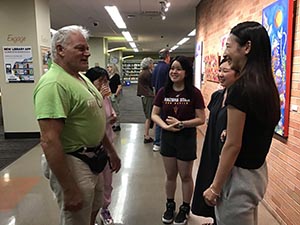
xmin=162 ymin=201 xmax=176 ymax=224
xmin=173 ymin=205 xmax=190 ymax=225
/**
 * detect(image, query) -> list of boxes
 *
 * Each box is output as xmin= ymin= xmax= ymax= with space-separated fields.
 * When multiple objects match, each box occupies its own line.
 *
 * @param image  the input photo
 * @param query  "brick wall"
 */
xmin=196 ymin=0 xmax=300 ymax=224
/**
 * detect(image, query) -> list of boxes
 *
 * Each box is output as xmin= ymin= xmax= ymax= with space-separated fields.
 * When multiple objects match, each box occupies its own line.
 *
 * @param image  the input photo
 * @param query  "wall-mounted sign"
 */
xmin=7 ymin=34 xmax=26 ymax=43
xmin=2 ymin=46 xmax=34 ymax=83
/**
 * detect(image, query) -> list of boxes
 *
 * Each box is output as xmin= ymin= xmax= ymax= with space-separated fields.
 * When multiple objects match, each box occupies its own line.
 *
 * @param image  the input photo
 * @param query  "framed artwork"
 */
xmin=204 ymin=54 xmax=220 ymax=83
xmin=194 ymin=41 xmax=203 ymax=88
xmin=262 ymin=0 xmax=295 ymax=137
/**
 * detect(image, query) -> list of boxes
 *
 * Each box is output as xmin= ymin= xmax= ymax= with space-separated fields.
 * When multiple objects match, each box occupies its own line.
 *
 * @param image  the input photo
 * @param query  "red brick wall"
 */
xmin=196 ymin=0 xmax=300 ymax=224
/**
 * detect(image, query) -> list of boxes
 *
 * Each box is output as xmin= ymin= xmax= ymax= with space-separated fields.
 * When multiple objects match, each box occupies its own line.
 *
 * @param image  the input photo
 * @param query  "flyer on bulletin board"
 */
xmin=2 ymin=46 xmax=34 ymax=83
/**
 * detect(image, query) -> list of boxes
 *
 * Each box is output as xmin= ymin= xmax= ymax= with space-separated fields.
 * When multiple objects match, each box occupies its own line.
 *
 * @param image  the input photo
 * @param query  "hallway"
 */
xmin=0 ymin=123 xmax=280 ymax=225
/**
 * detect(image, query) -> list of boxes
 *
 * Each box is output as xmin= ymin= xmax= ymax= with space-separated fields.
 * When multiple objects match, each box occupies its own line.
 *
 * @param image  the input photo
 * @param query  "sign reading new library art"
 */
xmin=3 ymin=46 xmax=34 ymax=83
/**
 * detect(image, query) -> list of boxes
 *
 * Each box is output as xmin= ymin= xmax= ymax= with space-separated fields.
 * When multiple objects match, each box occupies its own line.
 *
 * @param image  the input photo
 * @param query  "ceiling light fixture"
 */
xmin=159 ymin=0 xmax=170 ymax=20
xmin=177 ymin=37 xmax=190 ymax=46
xmin=107 ymin=47 xmax=127 ymax=53
xmin=104 ymin=6 xmax=127 ymax=29
xmin=170 ymin=45 xmax=179 ymax=51
xmin=161 ymin=11 xmax=166 ymax=20
xmin=165 ymin=0 xmax=171 ymax=8
xmin=122 ymin=31 xmax=134 ymax=42
xmin=188 ymin=29 xmax=196 ymax=36
xmin=122 ymin=55 xmax=134 ymax=60
xmin=129 ymin=42 xmax=137 ymax=49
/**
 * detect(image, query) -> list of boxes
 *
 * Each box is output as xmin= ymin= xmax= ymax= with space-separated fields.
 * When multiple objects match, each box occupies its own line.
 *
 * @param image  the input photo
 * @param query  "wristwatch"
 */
xmin=178 ymin=121 xmax=184 ymax=129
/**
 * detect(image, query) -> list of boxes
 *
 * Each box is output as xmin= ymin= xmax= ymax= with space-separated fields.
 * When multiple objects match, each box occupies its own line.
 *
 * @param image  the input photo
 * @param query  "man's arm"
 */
xmin=102 ymin=133 xmax=121 ymax=172
xmin=38 ymin=119 xmax=83 ymax=211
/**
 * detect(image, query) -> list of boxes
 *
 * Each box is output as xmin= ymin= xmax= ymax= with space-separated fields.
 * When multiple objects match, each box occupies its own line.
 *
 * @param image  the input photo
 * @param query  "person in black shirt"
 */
xmin=107 ymin=63 xmax=122 ymax=131
xmin=203 ymin=21 xmax=280 ymax=225
xmin=191 ymin=58 xmax=240 ymax=223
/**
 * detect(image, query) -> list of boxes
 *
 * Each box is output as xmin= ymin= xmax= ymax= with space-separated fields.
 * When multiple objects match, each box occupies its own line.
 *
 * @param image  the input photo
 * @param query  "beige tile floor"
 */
xmin=0 ymin=123 xmax=280 ymax=225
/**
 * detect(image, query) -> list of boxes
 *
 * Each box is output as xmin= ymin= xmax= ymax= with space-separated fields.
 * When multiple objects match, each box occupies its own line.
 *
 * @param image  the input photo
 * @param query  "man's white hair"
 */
xmin=51 ymin=25 xmax=89 ymax=60
xmin=140 ymin=57 xmax=154 ymax=69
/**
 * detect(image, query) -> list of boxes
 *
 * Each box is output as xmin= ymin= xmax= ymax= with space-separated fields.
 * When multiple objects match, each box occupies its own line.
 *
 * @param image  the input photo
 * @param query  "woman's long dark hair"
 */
xmin=230 ymin=21 xmax=280 ymax=127
xmin=164 ymin=56 xmax=194 ymax=98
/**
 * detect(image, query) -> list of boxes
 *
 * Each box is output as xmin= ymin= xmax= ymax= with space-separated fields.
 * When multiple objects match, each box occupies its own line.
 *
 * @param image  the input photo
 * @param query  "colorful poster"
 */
xmin=204 ymin=54 xmax=220 ymax=83
xmin=2 ymin=46 xmax=34 ymax=83
xmin=262 ymin=0 xmax=293 ymax=137
xmin=194 ymin=41 xmax=203 ymax=88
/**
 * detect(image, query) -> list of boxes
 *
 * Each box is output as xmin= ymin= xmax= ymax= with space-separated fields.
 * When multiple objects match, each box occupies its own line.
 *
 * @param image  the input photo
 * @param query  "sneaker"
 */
xmin=99 ymin=208 xmax=114 ymax=225
xmin=162 ymin=201 xmax=176 ymax=224
xmin=153 ymin=144 xmax=161 ymax=152
xmin=173 ymin=205 xmax=190 ymax=225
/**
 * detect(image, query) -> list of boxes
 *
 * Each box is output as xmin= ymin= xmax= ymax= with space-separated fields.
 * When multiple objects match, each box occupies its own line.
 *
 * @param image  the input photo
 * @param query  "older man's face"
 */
xmin=60 ymin=32 xmax=90 ymax=74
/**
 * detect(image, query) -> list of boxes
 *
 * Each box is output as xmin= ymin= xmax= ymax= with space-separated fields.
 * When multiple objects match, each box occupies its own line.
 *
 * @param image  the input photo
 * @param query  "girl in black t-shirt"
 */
xmin=152 ymin=56 xmax=205 ymax=225
xmin=191 ymin=58 xmax=240 ymax=223
xmin=203 ymin=22 xmax=280 ymax=225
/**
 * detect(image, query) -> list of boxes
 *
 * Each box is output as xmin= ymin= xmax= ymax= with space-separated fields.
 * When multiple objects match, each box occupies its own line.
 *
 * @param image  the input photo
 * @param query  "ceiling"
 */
xmin=49 ymin=0 xmax=201 ymax=56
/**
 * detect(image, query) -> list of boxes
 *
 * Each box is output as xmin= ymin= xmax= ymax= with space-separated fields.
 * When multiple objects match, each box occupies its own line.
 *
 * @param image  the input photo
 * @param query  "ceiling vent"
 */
xmin=141 ymin=11 xmax=160 ymax=17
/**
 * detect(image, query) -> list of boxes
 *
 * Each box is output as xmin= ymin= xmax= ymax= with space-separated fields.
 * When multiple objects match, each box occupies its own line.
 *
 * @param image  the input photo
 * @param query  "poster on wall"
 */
xmin=194 ymin=41 xmax=203 ymax=89
xmin=262 ymin=0 xmax=294 ymax=137
xmin=2 ymin=46 xmax=34 ymax=83
xmin=204 ymin=54 xmax=220 ymax=83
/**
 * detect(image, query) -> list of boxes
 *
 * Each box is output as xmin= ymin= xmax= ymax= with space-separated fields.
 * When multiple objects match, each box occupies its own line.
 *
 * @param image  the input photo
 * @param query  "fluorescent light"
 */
xmin=133 ymin=48 xmax=139 ymax=52
xmin=129 ymin=42 xmax=137 ymax=48
xmin=104 ymin=6 xmax=127 ymax=29
xmin=165 ymin=0 xmax=171 ymax=8
xmin=177 ymin=37 xmax=190 ymax=45
xmin=122 ymin=55 xmax=134 ymax=60
xmin=122 ymin=31 xmax=133 ymax=42
xmin=107 ymin=47 xmax=127 ymax=53
xmin=161 ymin=11 xmax=166 ymax=20
xmin=170 ymin=45 xmax=179 ymax=51
xmin=188 ymin=29 xmax=196 ymax=36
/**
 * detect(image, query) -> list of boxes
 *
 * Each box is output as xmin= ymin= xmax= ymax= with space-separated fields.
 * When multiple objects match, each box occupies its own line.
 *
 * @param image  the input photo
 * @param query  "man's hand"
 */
xmin=108 ymin=151 xmax=121 ymax=173
xmin=63 ymin=185 xmax=84 ymax=211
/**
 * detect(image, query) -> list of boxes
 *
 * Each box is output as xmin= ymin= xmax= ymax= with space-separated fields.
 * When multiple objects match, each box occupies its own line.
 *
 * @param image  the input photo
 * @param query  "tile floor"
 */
xmin=0 ymin=123 xmax=280 ymax=225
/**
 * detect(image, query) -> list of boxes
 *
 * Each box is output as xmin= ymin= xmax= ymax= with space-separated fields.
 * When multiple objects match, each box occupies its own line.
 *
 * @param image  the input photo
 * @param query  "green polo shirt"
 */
xmin=34 ymin=63 xmax=106 ymax=153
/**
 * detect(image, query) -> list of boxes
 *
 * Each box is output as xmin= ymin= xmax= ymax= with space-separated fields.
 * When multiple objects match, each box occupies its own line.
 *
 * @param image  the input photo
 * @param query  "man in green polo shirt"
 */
xmin=33 ymin=25 xmax=121 ymax=225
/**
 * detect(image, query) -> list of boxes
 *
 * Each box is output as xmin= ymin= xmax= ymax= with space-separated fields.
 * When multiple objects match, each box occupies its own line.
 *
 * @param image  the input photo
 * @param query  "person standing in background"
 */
xmin=152 ymin=56 xmax=205 ymax=225
xmin=191 ymin=58 xmax=240 ymax=224
xmin=151 ymin=48 xmax=171 ymax=151
xmin=203 ymin=21 xmax=280 ymax=225
xmin=137 ymin=57 xmax=155 ymax=144
xmin=107 ymin=63 xmax=122 ymax=132
xmin=85 ymin=66 xmax=117 ymax=225
xmin=34 ymin=25 xmax=121 ymax=225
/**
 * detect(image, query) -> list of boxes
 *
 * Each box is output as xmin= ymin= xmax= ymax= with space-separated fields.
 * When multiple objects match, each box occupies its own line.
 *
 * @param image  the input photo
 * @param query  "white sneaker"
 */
xmin=153 ymin=144 xmax=160 ymax=152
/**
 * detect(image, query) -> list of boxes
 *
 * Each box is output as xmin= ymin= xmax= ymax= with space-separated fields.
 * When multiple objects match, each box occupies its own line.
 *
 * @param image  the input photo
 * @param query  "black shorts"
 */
xmin=160 ymin=128 xmax=197 ymax=161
